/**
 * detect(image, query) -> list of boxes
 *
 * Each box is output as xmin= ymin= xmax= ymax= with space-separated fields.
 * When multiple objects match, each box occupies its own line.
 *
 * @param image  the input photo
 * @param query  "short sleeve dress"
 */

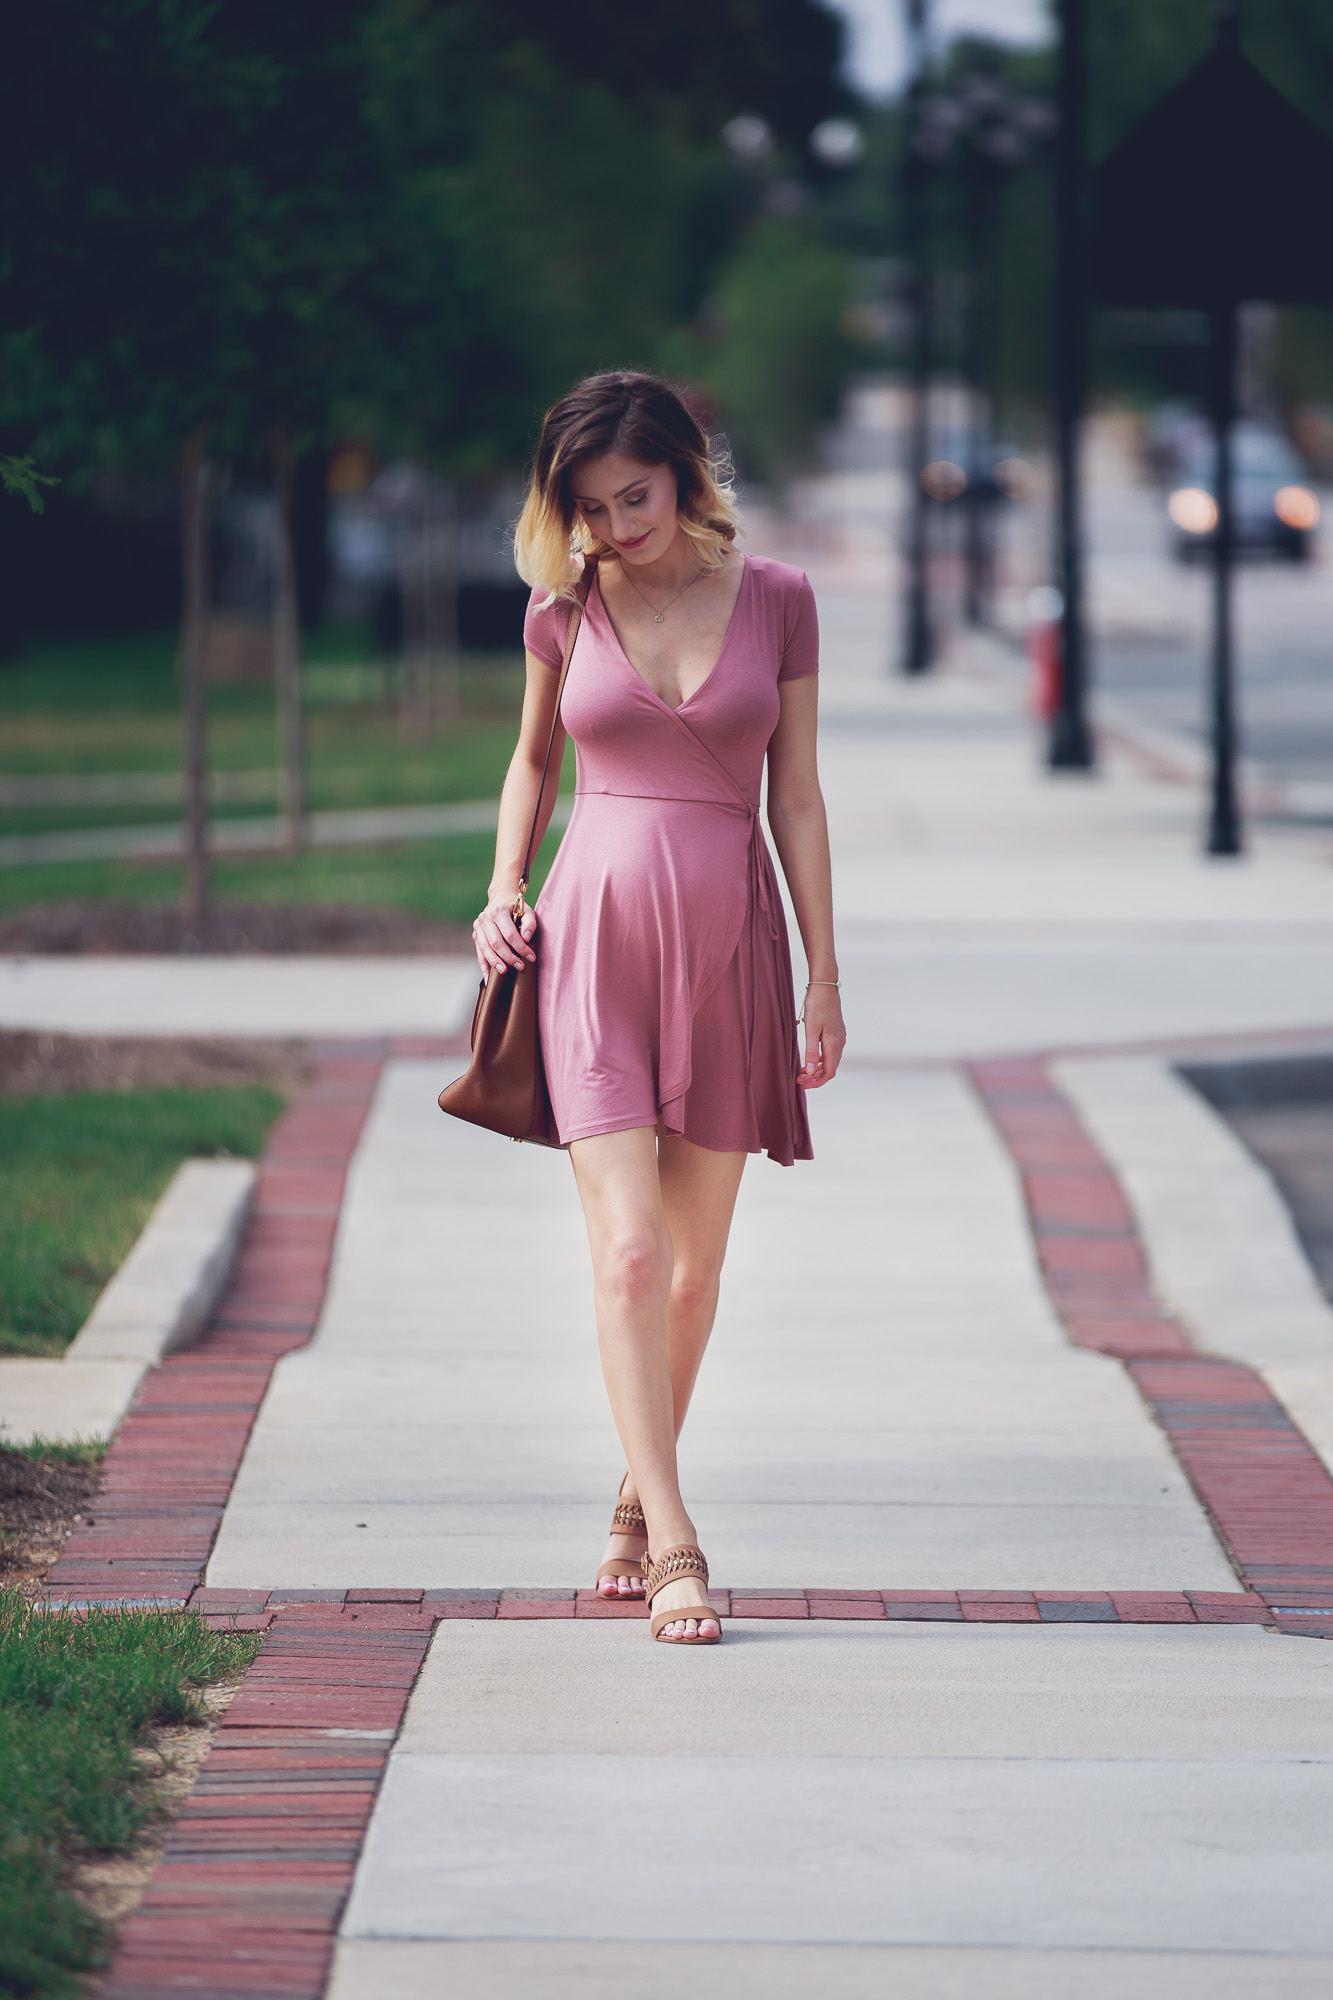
xmin=522 ymin=552 xmax=816 ymax=1167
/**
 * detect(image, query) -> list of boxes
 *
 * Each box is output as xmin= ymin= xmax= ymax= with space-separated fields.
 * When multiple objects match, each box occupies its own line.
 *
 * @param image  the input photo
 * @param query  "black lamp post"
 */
xmin=1048 ymin=0 xmax=1094 ymax=770
xmin=899 ymin=0 xmax=934 ymax=675
xmin=923 ymin=73 xmax=1052 ymax=629
xmin=1094 ymin=6 xmax=1333 ymax=855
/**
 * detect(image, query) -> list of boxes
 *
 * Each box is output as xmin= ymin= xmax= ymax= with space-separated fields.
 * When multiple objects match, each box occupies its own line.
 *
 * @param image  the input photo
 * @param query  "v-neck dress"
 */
xmin=522 ymin=552 xmax=817 ymax=1165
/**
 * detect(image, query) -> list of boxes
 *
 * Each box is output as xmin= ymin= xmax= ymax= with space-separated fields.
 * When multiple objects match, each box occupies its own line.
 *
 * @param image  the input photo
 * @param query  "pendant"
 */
xmin=654 ymin=612 xmax=664 ymax=624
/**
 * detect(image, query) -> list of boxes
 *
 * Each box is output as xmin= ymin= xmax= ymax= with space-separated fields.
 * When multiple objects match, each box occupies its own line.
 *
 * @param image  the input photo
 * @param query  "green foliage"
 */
xmin=667 ymin=221 xmax=859 ymax=482
xmin=0 ymin=1592 xmax=261 ymax=1999
xmin=0 ymin=1087 xmax=283 ymax=1353
xmin=1088 ymin=0 xmax=1333 ymax=163
xmin=1 ymin=2 xmax=851 ymax=480
xmin=0 ymin=457 xmax=59 ymax=515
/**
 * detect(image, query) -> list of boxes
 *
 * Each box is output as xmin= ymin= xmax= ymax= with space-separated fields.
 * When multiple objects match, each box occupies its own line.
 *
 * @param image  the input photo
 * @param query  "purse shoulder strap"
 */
xmin=518 ymin=555 xmax=598 ymax=901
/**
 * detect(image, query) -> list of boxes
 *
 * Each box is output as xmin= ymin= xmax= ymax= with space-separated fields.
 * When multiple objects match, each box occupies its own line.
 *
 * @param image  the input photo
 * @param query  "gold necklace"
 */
xmin=619 ymin=558 xmax=709 ymax=625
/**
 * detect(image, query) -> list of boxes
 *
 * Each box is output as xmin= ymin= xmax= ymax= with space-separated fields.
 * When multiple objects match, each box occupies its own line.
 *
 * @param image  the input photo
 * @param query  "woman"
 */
xmin=472 ymin=372 xmax=844 ymax=1644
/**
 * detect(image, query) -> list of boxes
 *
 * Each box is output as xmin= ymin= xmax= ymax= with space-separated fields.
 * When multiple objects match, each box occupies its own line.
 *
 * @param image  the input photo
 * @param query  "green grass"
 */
xmin=5 ymin=1438 xmax=107 ymax=1468
xmin=0 ymin=622 xmax=387 ymax=716
xmin=0 ymin=1591 xmax=262 ymax=2000
xmin=0 ymin=1088 xmax=283 ymax=1356
xmin=0 ymin=630 xmax=553 ymax=920
xmin=0 ymin=825 xmax=566 ymax=927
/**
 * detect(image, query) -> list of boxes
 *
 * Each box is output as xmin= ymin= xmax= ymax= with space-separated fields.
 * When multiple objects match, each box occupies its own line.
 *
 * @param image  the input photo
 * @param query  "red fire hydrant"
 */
xmin=1026 ymin=587 xmax=1064 ymax=720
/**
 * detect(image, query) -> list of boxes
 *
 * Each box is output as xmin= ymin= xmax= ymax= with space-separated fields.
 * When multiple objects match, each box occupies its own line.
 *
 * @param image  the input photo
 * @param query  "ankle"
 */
xmin=647 ymin=1513 xmax=696 ymax=1559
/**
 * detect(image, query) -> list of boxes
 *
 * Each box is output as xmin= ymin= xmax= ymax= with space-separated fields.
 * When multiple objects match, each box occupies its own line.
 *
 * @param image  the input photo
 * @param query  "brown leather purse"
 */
xmin=437 ymin=558 xmax=596 ymax=1144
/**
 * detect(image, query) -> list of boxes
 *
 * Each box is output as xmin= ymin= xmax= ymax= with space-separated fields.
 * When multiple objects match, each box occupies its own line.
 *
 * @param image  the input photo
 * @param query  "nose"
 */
xmin=610 ymin=507 xmax=644 ymax=544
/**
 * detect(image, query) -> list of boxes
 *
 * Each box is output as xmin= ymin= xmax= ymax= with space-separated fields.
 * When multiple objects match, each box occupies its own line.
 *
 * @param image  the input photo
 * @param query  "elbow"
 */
xmin=766 ymin=787 xmax=825 ymax=836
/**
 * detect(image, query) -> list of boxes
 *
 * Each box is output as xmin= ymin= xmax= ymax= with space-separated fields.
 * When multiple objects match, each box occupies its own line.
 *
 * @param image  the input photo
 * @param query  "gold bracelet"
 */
xmin=805 ymin=979 xmax=840 ymax=987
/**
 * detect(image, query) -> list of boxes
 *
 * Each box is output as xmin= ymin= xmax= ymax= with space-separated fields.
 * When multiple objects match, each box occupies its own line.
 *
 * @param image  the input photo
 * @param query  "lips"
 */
xmin=618 ymin=530 xmax=652 ymax=550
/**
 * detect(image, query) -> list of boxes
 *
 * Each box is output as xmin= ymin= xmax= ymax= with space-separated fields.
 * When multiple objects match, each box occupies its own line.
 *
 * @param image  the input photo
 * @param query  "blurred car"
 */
xmin=916 ymin=433 xmax=1034 ymax=505
xmin=1167 ymin=422 xmax=1321 ymax=562
xmin=1143 ymin=400 xmax=1210 ymax=482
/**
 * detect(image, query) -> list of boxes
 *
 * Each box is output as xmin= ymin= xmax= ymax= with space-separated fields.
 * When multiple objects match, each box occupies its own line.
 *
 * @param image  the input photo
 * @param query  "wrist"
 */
xmin=806 ymin=965 xmax=839 ymax=985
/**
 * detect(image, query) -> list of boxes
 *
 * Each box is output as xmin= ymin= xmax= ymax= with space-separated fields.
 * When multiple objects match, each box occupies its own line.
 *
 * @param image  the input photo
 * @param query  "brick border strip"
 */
xmin=100 ymin=1602 xmax=433 ymax=2000
xmin=188 ymin=1584 xmax=1275 ymax=1626
xmin=44 ymin=1043 xmax=386 ymax=1609
xmin=970 ymin=1056 xmax=1333 ymax=1638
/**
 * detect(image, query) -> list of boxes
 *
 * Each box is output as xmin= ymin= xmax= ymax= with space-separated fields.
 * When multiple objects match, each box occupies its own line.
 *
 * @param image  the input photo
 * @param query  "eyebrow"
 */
xmin=572 ymin=476 xmax=650 ymax=502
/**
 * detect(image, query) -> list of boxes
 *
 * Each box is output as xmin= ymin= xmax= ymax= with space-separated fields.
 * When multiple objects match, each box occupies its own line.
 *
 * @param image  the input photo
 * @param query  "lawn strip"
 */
xmin=0 ymin=1086 xmax=283 ymax=1357
xmin=0 ymin=1591 xmax=261 ymax=2000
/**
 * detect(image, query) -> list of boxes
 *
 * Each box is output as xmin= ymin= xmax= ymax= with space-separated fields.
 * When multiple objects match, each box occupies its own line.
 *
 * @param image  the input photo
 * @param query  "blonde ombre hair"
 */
xmin=513 ymin=370 xmax=741 ymax=602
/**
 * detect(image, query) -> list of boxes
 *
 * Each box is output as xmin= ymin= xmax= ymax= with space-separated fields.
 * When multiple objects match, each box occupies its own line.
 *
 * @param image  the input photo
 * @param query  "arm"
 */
xmin=765 ymin=675 xmax=846 ymax=1088
xmin=472 ymin=647 xmax=567 ymax=976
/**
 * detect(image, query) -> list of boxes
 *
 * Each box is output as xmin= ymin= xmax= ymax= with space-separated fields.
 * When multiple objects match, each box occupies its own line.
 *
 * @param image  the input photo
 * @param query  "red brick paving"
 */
xmin=43 ymin=1046 xmax=384 ymax=1612
xmin=970 ymin=1056 xmax=1333 ymax=1630
xmin=100 ymin=1608 xmax=432 ymax=2000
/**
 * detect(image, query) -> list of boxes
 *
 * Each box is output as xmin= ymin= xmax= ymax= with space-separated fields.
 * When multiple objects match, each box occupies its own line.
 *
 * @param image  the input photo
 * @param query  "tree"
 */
xmin=2 ymin=0 xmax=855 ymax=907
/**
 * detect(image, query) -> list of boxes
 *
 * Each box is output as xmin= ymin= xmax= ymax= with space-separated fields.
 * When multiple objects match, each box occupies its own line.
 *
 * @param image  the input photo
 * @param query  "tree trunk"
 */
xmin=399 ymin=468 xmax=428 ymax=742
xmin=272 ymin=435 xmax=304 ymax=853
xmin=180 ymin=436 xmax=212 ymax=929
xmin=434 ymin=478 xmax=461 ymax=721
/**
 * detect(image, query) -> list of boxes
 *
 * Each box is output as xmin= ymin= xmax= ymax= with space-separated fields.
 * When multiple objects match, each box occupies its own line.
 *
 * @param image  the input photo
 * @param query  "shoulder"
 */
xmin=523 ymin=581 xmax=578 ymax=669
xmin=744 ymin=555 xmax=819 ymax=683
xmin=744 ymin=554 xmax=813 ymax=606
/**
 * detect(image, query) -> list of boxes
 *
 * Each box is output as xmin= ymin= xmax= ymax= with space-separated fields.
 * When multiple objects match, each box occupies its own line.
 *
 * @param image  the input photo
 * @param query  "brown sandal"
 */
xmin=594 ymin=1478 xmax=648 ymax=1594
xmin=643 ymin=1544 xmax=721 ymax=1644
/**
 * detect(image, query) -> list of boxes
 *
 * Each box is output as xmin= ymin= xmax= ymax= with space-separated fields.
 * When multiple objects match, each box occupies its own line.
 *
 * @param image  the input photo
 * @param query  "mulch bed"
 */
xmin=0 ymin=1030 xmax=314 ymax=1098
xmin=0 ymin=899 xmax=473 ymax=956
xmin=0 ymin=1446 xmax=100 ymax=1592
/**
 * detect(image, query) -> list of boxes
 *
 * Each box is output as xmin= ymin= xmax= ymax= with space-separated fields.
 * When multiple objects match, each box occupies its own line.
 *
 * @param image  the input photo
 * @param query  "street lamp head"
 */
xmin=721 ymin=114 xmax=774 ymax=163
xmin=810 ymin=118 xmax=865 ymax=168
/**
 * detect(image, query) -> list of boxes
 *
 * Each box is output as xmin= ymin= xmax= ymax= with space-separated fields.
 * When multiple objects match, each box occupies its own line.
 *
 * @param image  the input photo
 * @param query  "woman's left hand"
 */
xmin=799 ymin=986 xmax=846 ymax=1090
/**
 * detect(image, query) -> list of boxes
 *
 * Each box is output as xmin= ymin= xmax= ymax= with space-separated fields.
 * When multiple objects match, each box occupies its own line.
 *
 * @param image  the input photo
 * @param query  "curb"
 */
xmin=0 ymin=1158 xmax=256 ymax=1449
xmin=70 ymin=1158 xmax=256 ymax=1366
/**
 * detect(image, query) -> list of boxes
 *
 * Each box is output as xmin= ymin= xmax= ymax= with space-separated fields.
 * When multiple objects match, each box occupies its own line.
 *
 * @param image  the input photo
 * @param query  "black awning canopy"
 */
xmin=1094 ymin=39 xmax=1333 ymax=307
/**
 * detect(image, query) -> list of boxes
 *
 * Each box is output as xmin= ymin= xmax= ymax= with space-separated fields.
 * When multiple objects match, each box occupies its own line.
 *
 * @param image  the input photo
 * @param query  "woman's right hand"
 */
xmin=472 ymin=893 xmax=538 ymax=977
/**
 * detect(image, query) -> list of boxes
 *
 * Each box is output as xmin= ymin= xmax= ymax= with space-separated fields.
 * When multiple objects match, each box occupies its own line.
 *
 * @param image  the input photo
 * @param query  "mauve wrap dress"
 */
xmin=523 ymin=552 xmax=816 ymax=1166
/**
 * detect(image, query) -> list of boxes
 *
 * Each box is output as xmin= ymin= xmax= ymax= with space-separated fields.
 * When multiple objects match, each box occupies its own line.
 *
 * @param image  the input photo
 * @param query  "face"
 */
xmin=568 ymin=451 xmax=679 ymax=565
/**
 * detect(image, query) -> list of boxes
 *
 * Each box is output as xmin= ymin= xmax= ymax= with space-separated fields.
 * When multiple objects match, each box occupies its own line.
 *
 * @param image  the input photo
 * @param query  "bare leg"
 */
xmin=597 ymin=1134 xmax=748 ymax=1600
xmin=570 ymin=1128 xmax=745 ymax=1637
xmin=659 ymin=1131 xmax=747 ymax=1428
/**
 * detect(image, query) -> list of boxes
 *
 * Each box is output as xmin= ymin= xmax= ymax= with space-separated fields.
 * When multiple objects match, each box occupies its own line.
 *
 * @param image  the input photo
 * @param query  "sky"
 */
xmin=823 ymin=0 xmax=1052 ymax=97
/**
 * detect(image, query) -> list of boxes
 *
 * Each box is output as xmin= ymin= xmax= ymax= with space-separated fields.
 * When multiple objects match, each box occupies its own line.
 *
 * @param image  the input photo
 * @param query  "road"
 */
xmin=805 ymin=385 xmax=1333 ymax=808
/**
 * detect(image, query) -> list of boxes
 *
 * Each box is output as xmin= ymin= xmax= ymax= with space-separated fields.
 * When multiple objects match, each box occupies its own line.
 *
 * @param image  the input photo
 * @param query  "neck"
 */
xmin=620 ymin=524 xmax=700 ymax=591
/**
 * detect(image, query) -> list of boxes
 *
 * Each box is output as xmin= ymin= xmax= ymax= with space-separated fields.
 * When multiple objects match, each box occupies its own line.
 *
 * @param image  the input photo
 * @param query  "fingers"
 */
xmin=799 ymin=1004 xmax=847 ymax=1090
xmin=472 ymin=901 xmax=538 ymax=974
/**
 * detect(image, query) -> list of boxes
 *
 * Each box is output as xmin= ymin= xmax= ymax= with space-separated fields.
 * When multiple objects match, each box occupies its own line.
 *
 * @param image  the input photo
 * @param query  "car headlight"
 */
xmin=1274 ymin=485 xmax=1320 ymax=530
xmin=995 ymin=456 xmax=1034 ymax=498
xmin=921 ymin=460 xmax=967 ymax=501
xmin=1168 ymin=488 xmax=1218 ymax=534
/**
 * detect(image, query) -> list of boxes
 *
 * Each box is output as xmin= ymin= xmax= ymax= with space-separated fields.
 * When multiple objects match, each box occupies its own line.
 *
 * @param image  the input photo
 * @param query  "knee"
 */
xmin=671 ymin=1259 xmax=721 ymax=1318
xmin=600 ymin=1230 xmax=671 ymax=1309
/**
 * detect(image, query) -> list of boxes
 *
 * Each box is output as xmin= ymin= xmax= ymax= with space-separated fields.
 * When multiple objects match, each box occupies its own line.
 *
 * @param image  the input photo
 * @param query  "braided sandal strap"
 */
xmin=611 ymin=1499 xmax=646 ymax=1535
xmin=641 ymin=1544 xmax=710 ymax=1606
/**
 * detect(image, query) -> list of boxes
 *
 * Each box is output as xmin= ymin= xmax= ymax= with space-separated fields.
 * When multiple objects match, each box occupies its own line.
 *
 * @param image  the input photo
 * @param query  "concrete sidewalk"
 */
xmin=27 ymin=555 xmax=1333 ymax=1997
xmin=205 ymin=579 xmax=1333 ymax=1993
